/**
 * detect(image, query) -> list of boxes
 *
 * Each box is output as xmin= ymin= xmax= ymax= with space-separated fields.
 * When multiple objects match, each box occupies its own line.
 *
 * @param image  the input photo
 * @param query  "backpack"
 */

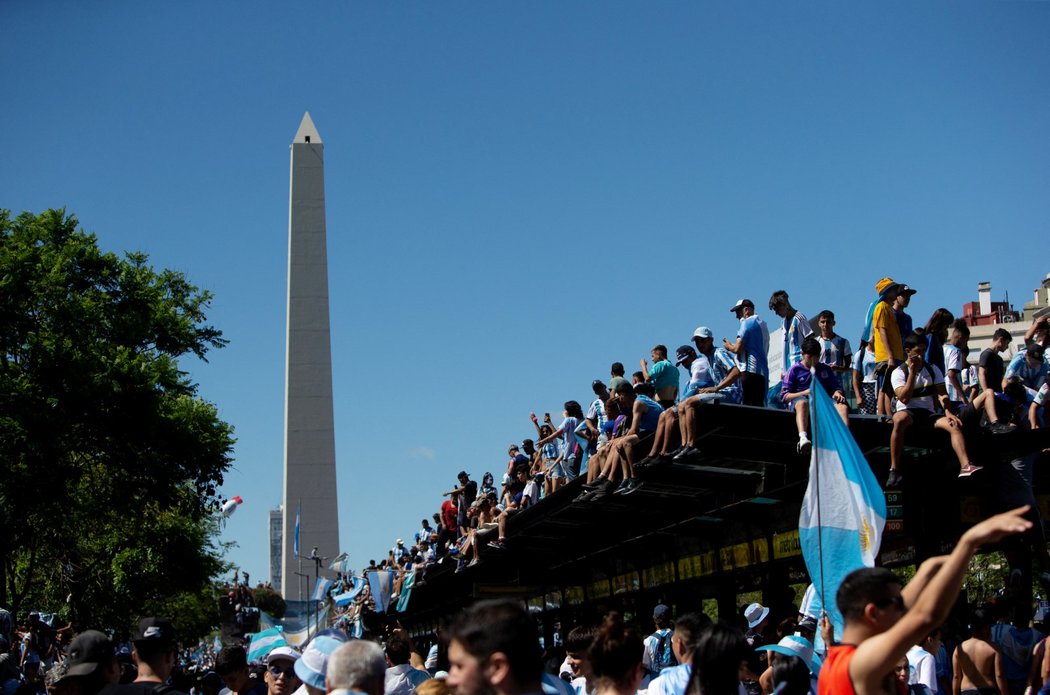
xmin=650 ymin=629 xmax=677 ymax=675
xmin=897 ymin=362 xmax=939 ymax=401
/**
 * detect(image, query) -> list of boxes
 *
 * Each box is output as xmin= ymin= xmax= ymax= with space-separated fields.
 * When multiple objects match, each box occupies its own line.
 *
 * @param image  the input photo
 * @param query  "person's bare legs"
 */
xmin=889 ymin=410 xmax=912 ymax=476
xmin=794 ymin=399 xmax=809 ymax=437
xmin=622 ymin=435 xmax=640 ymax=479
xmin=679 ymin=398 xmax=697 ymax=448
xmin=934 ymin=416 xmax=971 ymax=469
xmin=647 ymin=410 xmax=674 ymax=457
xmin=835 ymin=402 xmax=849 ymax=426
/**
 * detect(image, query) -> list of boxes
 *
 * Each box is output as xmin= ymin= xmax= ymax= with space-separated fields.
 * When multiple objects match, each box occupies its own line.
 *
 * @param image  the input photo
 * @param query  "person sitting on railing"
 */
xmin=487 ymin=465 xmax=539 ymax=550
xmin=579 ymin=382 xmax=662 ymax=499
xmin=1005 ymin=343 xmax=1048 ymax=403
xmin=457 ymin=497 xmax=496 ymax=571
xmin=781 ymin=336 xmax=849 ymax=457
xmin=640 ymin=345 xmax=679 ymax=409
xmin=666 ymin=327 xmax=744 ymax=460
xmin=636 ymin=344 xmax=713 ymax=467
xmin=887 ymin=332 xmax=981 ymax=488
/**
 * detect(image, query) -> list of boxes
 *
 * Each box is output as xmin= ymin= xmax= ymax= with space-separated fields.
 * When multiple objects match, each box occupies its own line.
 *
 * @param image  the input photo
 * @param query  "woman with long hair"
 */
xmin=688 ymin=623 xmax=751 ymax=695
xmin=587 ymin=613 xmax=644 ymax=695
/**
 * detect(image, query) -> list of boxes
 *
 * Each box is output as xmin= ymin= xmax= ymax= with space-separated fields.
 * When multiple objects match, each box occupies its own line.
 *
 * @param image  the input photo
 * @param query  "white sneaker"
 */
xmin=797 ymin=435 xmax=812 ymax=456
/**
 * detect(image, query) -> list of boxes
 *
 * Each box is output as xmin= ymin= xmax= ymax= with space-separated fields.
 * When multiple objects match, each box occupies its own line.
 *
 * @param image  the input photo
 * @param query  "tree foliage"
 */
xmin=251 ymin=586 xmax=287 ymax=619
xmin=0 ymin=209 xmax=234 ymax=636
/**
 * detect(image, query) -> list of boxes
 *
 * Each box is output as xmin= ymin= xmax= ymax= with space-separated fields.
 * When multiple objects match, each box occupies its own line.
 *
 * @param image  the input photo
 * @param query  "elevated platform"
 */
xmin=398 ymin=402 xmax=1050 ymax=637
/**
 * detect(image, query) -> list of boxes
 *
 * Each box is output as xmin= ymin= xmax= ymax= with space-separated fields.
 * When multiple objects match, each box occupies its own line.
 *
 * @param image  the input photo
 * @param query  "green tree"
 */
xmin=0 ymin=208 xmax=234 ymax=636
xmin=251 ymin=586 xmax=287 ymax=619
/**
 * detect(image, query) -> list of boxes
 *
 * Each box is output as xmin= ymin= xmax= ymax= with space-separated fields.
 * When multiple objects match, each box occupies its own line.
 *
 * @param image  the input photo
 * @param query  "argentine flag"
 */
xmin=311 ymin=577 xmax=334 ymax=603
xmin=367 ymin=570 xmax=396 ymax=613
xmin=799 ymin=369 xmax=886 ymax=637
xmin=396 ymin=570 xmax=416 ymax=613
xmin=247 ymin=627 xmax=286 ymax=663
xmin=333 ymin=576 xmax=366 ymax=606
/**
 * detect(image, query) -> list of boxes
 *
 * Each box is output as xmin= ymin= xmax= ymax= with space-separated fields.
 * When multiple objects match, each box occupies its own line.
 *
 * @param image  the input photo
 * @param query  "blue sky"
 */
xmin=3 ymin=2 xmax=1049 ymax=590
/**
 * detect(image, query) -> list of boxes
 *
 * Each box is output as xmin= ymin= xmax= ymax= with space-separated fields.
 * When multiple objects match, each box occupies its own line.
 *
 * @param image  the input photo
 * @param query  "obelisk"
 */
xmin=282 ymin=112 xmax=340 ymax=598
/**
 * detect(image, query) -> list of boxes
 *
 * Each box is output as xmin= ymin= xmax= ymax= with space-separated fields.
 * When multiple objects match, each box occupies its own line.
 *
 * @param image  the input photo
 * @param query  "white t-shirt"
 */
xmin=906 ymin=645 xmax=938 ymax=692
xmin=891 ymin=362 xmax=945 ymax=413
xmin=943 ymin=344 xmax=965 ymax=402
xmin=522 ymin=480 xmax=539 ymax=508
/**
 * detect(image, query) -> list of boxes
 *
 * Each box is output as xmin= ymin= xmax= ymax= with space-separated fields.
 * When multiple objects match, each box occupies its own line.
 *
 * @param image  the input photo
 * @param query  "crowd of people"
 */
xmin=367 ymin=281 xmax=1049 ymax=583
xmin=9 ymin=535 xmax=1050 ymax=695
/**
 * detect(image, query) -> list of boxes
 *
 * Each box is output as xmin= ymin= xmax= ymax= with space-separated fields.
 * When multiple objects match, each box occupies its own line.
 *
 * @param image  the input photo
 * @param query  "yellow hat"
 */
xmin=875 ymin=277 xmax=899 ymax=296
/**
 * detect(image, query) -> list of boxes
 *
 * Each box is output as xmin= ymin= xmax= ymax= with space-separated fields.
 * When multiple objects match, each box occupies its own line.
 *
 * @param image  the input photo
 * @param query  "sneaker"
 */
xmin=467 ymin=558 xmax=480 ymax=567
xmin=796 ymin=435 xmax=811 ymax=457
xmin=958 ymin=463 xmax=984 ymax=478
xmin=621 ymin=479 xmax=644 ymax=496
xmin=574 ymin=489 xmax=597 ymax=503
xmin=885 ymin=469 xmax=904 ymax=488
xmin=582 ymin=475 xmax=608 ymax=490
xmin=487 ymin=538 xmax=506 ymax=550
xmin=613 ymin=479 xmax=634 ymax=495
xmin=673 ymin=446 xmax=699 ymax=461
xmin=589 ymin=480 xmax=617 ymax=502
xmin=989 ymin=421 xmax=1017 ymax=435
xmin=455 ymin=563 xmax=465 ymax=574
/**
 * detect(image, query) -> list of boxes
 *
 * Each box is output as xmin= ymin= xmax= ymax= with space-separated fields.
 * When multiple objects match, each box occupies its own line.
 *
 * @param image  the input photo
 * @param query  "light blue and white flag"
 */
xmin=247 ymin=627 xmax=286 ymax=663
xmin=311 ymin=577 xmax=334 ymax=603
xmin=293 ymin=504 xmax=301 ymax=558
xmin=333 ymin=576 xmax=366 ymax=606
xmin=329 ymin=552 xmax=352 ymax=574
xmin=799 ymin=371 xmax=886 ymax=637
xmin=367 ymin=570 xmax=396 ymax=613
xmin=396 ymin=571 xmax=416 ymax=613
xmin=349 ymin=616 xmax=363 ymax=639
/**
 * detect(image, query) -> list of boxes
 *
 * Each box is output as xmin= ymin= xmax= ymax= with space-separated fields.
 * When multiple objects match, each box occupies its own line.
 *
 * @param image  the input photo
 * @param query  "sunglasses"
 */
xmin=267 ymin=665 xmax=296 ymax=678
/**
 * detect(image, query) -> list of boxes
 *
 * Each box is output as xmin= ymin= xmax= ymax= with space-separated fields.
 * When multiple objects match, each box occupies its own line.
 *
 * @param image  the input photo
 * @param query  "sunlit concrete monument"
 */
xmin=281 ymin=112 xmax=340 ymax=598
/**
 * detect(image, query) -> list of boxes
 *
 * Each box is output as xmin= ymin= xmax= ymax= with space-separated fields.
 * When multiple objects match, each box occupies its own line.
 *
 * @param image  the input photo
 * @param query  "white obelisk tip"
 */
xmin=293 ymin=112 xmax=322 ymax=144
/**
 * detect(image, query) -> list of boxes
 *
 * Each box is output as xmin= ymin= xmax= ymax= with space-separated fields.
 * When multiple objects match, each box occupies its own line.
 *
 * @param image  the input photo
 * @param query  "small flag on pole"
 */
xmin=311 ymin=577 xmax=334 ymax=603
xmin=799 ymin=368 xmax=886 ymax=637
xmin=293 ymin=504 xmax=301 ymax=558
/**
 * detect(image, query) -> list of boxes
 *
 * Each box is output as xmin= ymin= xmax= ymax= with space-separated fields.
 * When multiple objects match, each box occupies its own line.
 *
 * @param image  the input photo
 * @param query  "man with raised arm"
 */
xmin=817 ymin=506 xmax=1032 ymax=695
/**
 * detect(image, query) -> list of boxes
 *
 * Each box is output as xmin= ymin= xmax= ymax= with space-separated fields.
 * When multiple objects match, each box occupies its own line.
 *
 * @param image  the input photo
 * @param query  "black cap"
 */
xmin=66 ymin=630 xmax=114 ymax=677
xmin=675 ymin=345 xmax=697 ymax=365
xmin=134 ymin=617 xmax=175 ymax=645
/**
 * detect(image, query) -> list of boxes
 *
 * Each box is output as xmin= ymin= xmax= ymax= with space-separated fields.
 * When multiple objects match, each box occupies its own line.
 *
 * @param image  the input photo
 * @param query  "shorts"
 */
xmin=898 ymin=407 xmax=938 ymax=426
xmin=740 ymin=372 xmax=768 ymax=407
xmin=548 ymin=462 xmax=565 ymax=479
xmin=563 ymin=451 xmax=580 ymax=481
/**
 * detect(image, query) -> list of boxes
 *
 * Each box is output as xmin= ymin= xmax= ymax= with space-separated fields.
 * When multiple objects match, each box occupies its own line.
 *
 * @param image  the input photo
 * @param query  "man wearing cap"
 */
xmin=294 ymin=635 xmax=344 ymax=695
xmin=326 ymin=642 xmax=385 ymax=695
xmin=98 ymin=618 xmax=187 ymax=695
xmin=52 ymin=630 xmax=120 ymax=695
xmin=642 ymin=605 xmax=678 ymax=684
xmin=261 ymin=648 xmax=300 ymax=695
xmin=893 ymin=284 xmax=917 ymax=339
xmin=871 ymin=278 xmax=905 ymax=407
xmin=443 ymin=472 xmax=477 ymax=537
xmin=640 ymin=345 xmax=679 ymax=410
xmin=215 ymin=646 xmax=267 ymax=695
xmin=724 ymin=299 xmax=770 ymax=408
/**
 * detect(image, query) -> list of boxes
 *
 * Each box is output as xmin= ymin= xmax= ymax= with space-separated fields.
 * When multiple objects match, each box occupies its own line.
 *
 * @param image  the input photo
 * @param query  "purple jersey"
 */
xmin=780 ymin=362 xmax=843 ymax=403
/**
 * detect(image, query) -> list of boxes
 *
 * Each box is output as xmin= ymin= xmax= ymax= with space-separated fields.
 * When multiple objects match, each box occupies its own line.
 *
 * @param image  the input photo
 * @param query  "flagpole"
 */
xmin=810 ymin=368 xmax=827 ymax=615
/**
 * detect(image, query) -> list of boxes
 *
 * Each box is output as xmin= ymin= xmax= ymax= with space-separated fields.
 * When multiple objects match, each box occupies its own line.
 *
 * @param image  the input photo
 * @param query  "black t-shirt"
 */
xmin=461 ymin=480 xmax=478 ymax=506
xmin=979 ymin=348 xmax=1005 ymax=392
